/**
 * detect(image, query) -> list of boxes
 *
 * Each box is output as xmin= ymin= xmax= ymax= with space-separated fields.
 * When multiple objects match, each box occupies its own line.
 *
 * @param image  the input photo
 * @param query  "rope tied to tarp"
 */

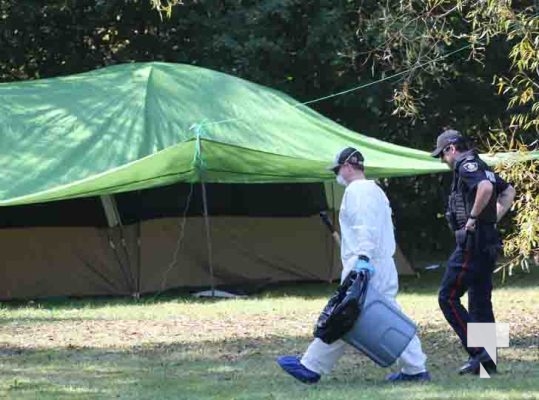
xmin=155 ymin=45 xmax=472 ymax=299
xmin=190 ymin=45 xmax=471 ymax=130
xmin=154 ymin=122 xmax=216 ymax=299
xmin=190 ymin=121 xmax=208 ymax=172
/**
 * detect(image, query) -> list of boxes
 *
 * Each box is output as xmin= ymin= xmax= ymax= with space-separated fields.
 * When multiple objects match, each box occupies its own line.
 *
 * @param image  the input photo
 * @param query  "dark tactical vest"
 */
xmin=445 ymin=152 xmax=498 ymax=231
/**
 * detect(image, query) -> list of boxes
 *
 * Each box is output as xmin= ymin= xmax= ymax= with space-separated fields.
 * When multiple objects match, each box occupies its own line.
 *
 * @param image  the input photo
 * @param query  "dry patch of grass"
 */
xmin=0 ymin=269 xmax=538 ymax=399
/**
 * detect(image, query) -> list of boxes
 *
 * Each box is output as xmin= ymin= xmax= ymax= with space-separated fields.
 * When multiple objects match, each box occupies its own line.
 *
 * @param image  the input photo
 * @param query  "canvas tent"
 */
xmin=1 ymin=62 xmax=532 ymax=299
xmin=0 ymin=181 xmax=417 ymax=299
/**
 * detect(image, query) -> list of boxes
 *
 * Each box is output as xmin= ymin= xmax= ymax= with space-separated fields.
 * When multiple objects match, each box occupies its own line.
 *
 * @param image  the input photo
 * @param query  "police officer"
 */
xmin=431 ymin=130 xmax=515 ymax=375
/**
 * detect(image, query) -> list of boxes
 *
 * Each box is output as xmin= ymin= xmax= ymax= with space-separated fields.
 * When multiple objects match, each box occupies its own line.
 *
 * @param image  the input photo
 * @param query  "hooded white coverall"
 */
xmin=301 ymin=179 xmax=427 ymax=375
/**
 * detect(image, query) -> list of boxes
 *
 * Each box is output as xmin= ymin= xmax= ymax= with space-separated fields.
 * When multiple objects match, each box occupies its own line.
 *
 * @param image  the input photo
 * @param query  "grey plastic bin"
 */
xmin=342 ymin=282 xmax=417 ymax=367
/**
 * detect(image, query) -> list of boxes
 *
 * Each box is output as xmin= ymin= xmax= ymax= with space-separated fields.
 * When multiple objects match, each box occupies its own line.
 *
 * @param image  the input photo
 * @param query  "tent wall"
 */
xmin=0 ymin=226 xmax=130 ymax=299
xmin=0 ymin=214 xmax=414 ymax=300
xmin=138 ymin=216 xmax=340 ymax=292
xmin=0 ymin=182 xmax=415 ymax=300
xmin=0 ymin=216 xmax=340 ymax=299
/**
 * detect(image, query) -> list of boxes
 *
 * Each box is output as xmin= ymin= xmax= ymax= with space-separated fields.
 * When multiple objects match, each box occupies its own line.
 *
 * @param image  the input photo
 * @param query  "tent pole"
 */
xmin=105 ymin=229 xmax=132 ymax=292
xmin=200 ymin=181 xmax=215 ymax=297
xmin=194 ymin=125 xmax=215 ymax=297
xmin=133 ymin=189 xmax=142 ymax=300
xmin=117 ymin=218 xmax=137 ymax=296
xmin=100 ymin=195 xmax=136 ymax=295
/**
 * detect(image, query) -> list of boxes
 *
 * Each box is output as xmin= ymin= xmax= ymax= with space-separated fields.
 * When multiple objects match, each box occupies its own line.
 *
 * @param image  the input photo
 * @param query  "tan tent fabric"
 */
xmin=0 ymin=215 xmax=413 ymax=300
xmin=0 ymin=227 xmax=127 ymax=299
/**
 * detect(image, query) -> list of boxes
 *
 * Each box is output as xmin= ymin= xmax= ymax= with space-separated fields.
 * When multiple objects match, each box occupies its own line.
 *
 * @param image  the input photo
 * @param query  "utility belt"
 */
xmin=454 ymin=224 xmax=500 ymax=256
xmin=446 ymin=213 xmax=497 ymax=232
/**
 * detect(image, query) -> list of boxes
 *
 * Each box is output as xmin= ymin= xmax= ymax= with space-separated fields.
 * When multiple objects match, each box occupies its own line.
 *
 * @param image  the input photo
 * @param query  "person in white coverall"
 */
xmin=277 ymin=147 xmax=430 ymax=384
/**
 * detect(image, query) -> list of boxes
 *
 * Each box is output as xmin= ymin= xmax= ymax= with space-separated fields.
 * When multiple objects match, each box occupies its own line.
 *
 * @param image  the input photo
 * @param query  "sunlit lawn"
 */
xmin=0 ymin=268 xmax=538 ymax=399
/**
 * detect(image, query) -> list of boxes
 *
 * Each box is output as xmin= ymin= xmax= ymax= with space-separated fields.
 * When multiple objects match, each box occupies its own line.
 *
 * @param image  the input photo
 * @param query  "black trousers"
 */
xmin=438 ymin=224 xmax=501 ymax=356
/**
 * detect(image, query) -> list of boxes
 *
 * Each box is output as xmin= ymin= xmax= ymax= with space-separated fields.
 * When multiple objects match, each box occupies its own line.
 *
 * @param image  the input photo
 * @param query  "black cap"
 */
xmin=431 ymin=129 xmax=464 ymax=157
xmin=329 ymin=147 xmax=364 ymax=174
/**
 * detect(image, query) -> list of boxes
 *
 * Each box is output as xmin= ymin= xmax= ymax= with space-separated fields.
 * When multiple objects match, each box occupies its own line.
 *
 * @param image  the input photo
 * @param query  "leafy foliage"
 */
xmin=351 ymin=0 xmax=539 ymax=270
xmin=488 ymin=130 xmax=539 ymax=275
xmin=149 ymin=0 xmax=184 ymax=19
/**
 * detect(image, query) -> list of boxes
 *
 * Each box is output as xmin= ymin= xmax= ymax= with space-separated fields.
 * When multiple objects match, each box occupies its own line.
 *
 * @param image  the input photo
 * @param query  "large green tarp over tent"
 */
xmin=1 ymin=61 xmax=537 ymax=207
xmin=0 ymin=61 xmax=451 ymax=207
xmin=1 ymin=62 xmax=538 ymax=299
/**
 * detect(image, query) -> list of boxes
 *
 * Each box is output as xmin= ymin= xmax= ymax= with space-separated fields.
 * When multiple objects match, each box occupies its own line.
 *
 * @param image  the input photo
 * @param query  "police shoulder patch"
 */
xmin=462 ymin=162 xmax=478 ymax=172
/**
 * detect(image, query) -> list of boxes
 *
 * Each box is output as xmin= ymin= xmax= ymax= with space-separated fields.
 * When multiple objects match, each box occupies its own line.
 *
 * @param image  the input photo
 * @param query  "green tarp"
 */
xmin=0 ymin=62 xmax=535 ymax=206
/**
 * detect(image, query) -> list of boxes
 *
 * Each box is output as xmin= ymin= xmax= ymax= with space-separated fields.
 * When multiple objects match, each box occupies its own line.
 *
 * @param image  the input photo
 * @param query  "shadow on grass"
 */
xmin=0 ymin=325 xmax=537 ymax=400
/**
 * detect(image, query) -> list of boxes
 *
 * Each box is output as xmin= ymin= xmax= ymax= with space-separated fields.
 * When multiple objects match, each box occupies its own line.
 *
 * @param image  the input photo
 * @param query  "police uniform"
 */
xmin=438 ymin=150 xmax=509 ymax=356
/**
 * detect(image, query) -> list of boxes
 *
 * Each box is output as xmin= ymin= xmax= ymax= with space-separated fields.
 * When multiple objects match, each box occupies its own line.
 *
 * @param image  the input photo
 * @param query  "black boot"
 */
xmin=459 ymin=357 xmax=480 ymax=375
xmin=459 ymin=350 xmax=497 ymax=375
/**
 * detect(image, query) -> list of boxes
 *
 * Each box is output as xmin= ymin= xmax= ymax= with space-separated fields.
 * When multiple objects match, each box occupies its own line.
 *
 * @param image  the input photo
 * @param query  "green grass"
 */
xmin=0 ymin=268 xmax=538 ymax=399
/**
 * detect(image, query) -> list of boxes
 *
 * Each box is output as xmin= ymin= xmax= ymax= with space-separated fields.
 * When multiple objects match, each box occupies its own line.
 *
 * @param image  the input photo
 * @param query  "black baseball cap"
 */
xmin=329 ymin=147 xmax=364 ymax=174
xmin=431 ymin=129 xmax=464 ymax=157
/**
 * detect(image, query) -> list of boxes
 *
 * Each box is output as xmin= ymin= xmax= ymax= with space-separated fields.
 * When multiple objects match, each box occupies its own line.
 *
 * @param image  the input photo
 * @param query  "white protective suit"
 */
xmin=301 ymin=179 xmax=427 ymax=375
